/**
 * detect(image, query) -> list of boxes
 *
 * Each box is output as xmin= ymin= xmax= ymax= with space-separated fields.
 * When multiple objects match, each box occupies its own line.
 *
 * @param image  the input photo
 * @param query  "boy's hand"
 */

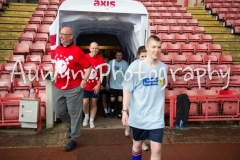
xmin=121 ymin=112 xmax=129 ymax=127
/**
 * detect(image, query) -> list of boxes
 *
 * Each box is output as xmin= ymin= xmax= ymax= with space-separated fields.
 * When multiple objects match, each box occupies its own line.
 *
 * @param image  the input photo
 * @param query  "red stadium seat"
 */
xmin=219 ymin=55 xmax=233 ymax=64
xmin=158 ymin=55 xmax=172 ymax=64
xmin=146 ymin=6 xmax=156 ymax=12
xmin=171 ymin=13 xmax=182 ymax=19
xmin=223 ymin=102 xmax=238 ymax=115
xmin=181 ymin=26 xmax=194 ymax=35
xmin=182 ymin=13 xmax=192 ymax=19
xmin=0 ymin=78 xmax=11 ymax=91
xmin=160 ymin=34 xmax=173 ymax=43
xmin=44 ymin=11 xmax=57 ymax=17
xmin=156 ymin=25 xmax=169 ymax=34
xmin=166 ymin=44 xmax=180 ymax=56
xmin=1 ymin=62 xmax=18 ymax=74
xmin=152 ymin=2 xmax=163 ymax=7
xmin=39 ymin=0 xmax=49 ymax=5
xmin=177 ymin=7 xmax=187 ymax=13
xmin=22 ymin=62 xmax=38 ymax=75
xmin=208 ymin=44 xmax=222 ymax=57
xmin=212 ymin=64 xmax=230 ymax=74
xmin=29 ymin=16 xmax=42 ymax=24
xmin=156 ymin=7 xmax=167 ymax=13
xmin=162 ymin=2 xmax=172 ymax=7
xmin=228 ymin=75 xmax=240 ymax=87
xmin=176 ymin=19 xmax=188 ymax=26
xmin=174 ymin=34 xmax=187 ymax=45
xmin=42 ymin=55 xmax=51 ymax=63
xmin=221 ymin=3 xmax=230 ymax=8
xmin=163 ymin=19 xmax=176 ymax=26
xmin=8 ymin=55 xmax=25 ymax=63
xmin=180 ymin=44 xmax=194 ymax=56
xmin=39 ymin=63 xmax=53 ymax=73
xmin=200 ymin=34 xmax=213 ymax=44
xmin=34 ymin=77 xmax=46 ymax=90
xmin=150 ymin=25 xmax=156 ymax=34
xmin=228 ymin=8 xmax=238 ymax=14
xmin=38 ymin=24 xmax=51 ymax=34
xmin=169 ymin=26 xmax=181 ymax=34
xmin=172 ymin=55 xmax=187 ymax=64
xmin=188 ymin=34 xmax=201 ymax=45
xmin=180 ymin=64 xmax=196 ymax=75
xmin=152 ymin=19 xmax=164 ymax=25
xmin=30 ymin=43 xmax=46 ymax=57
xmin=167 ymin=64 xmax=181 ymax=75
xmin=13 ymin=43 xmax=30 ymax=56
xmin=34 ymin=33 xmax=49 ymax=42
xmin=19 ymin=32 xmax=35 ymax=42
xmin=206 ymin=76 xmax=225 ymax=89
xmin=172 ymin=2 xmax=182 ymax=7
xmin=170 ymin=76 xmax=188 ymax=89
xmin=196 ymin=64 xmax=213 ymax=75
xmin=36 ymin=4 xmax=48 ymax=11
xmin=47 ymin=4 xmax=59 ymax=11
xmin=49 ymin=0 xmax=60 ymax=5
xmin=32 ymin=10 xmax=45 ymax=17
xmin=194 ymin=44 xmax=208 ymax=56
xmin=160 ymin=13 xmax=172 ymax=19
xmin=142 ymin=2 xmax=152 ymax=7
xmin=193 ymin=26 xmax=205 ymax=34
xmin=167 ymin=7 xmax=177 ymax=13
xmin=24 ymin=24 xmax=39 ymax=33
xmin=204 ymin=55 xmax=218 ymax=64
xmin=230 ymin=65 xmax=240 ymax=75
xmin=149 ymin=12 xmax=160 ymax=19
xmin=42 ymin=17 xmax=55 ymax=24
xmin=26 ymin=55 xmax=42 ymax=64
xmin=188 ymin=55 xmax=203 ymax=64
xmin=188 ymin=76 xmax=207 ymax=89
xmin=187 ymin=19 xmax=199 ymax=26
xmin=12 ymin=78 xmax=32 ymax=91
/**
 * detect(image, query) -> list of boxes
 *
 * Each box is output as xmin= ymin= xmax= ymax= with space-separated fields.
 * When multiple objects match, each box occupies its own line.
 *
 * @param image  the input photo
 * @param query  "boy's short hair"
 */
xmin=115 ymin=50 xmax=123 ymax=55
xmin=137 ymin=46 xmax=147 ymax=56
xmin=146 ymin=35 xmax=161 ymax=45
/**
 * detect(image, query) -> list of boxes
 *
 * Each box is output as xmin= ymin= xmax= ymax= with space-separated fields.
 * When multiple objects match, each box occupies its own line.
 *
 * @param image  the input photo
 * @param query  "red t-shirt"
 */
xmin=54 ymin=44 xmax=91 ymax=90
xmin=84 ymin=54 xmax=107 ymax=91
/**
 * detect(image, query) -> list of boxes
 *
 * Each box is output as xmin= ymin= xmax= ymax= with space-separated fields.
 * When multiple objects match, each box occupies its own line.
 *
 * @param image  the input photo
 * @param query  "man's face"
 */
xmin=115 ymin=52 xmax=123 ymax=62
xmin=89 ymin=42 xmax=99 ymax=57
xmin=146 ymin=40 xmax=161 ymax=60
xmin=59 ymin=27 xmax=73 ymax=46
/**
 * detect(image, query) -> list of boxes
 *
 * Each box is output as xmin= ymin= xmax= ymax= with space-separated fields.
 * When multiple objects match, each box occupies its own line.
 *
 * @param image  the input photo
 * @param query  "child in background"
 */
xmin=124 ymin=46 xmax=148 ymax=151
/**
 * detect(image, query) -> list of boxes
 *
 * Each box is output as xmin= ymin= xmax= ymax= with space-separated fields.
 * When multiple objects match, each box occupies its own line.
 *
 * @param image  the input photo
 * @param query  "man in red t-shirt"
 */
xmin=53 ymin=27 xmax=92 ymax=152
xmin=82 ymin=42 xmax=107 ymax=128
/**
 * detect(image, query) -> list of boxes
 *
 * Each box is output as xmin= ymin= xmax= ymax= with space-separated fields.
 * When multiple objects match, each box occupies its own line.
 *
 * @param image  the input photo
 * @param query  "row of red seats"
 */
xmin=160 ymin=33 xmax=212 ymax=44
xmin=0 ymin=62 xmax=52 ymax=75
xmin=142 ymin=1 xmax=181 ymax=7
xmin=167 ymin=64 xmax=240 ymax=76
xmin=32 ymin=10 xmax=57 ymax=18
xmin=8 ymin=55 xmax=51 ymax=64
xmin=204 ymin=0 xmax=240 ymax=3
xmin=146 ymin=6 xmax=187 ymax=13
xmin=159 ymin=55 xmax=232 ymax=65
xmin=205 ymin=2 xmax=240 ymax=9
xmin=36 ymin=4 xmax=59 ymax=11
xmin=20 ymin=32 xmax=49 ymax=43
xmin=13 ymin=42 xmax=49 ymax=57
xmin=29 ymin=16 xmax=55 ymax=24
xmin=149 ymin=13 xmax=192 ymax=19
xmin=161 ymin=43 xmax=221 ymax=55
xmin=150 ymin=25 xmax=203 ymax=34
xmin=39 ymin=0 xmax=63 ymax=5
xmin=24 ymin=24 xmax=51 ymax=35
xmin=211 ymin=7 xmax=240 ymax=15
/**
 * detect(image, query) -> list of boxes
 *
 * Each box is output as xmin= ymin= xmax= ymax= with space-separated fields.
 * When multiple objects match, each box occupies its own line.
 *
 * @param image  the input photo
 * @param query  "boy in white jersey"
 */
xmin=125 ymin=46 xmax=149 ymax=151
xmin=122 ymin=35 xmax=168 ymax=160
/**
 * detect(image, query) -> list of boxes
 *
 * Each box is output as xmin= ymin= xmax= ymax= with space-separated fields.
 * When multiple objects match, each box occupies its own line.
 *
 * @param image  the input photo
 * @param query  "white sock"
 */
xmin=104 ymin=108 xmax=108 ymax=113
xmin=107 ymin=108 xmax=110 ymax=113
xmin=111 ymin=109 xmax=114 ymax=112
xmin=85 ymin=113 xmax=89 ymax=118
xmin=90 ymin=118 xmax=94 ymax=123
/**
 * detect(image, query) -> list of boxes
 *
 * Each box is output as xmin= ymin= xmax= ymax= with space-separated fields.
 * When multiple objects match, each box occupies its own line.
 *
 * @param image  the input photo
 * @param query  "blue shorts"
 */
xmin=131 ymin=127 xmax=164 ymax=143
xmin=84 ymin=90 xmax=99 ymax=99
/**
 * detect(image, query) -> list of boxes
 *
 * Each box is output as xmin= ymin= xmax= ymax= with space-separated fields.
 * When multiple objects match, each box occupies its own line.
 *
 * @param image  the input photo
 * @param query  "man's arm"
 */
xmin=80 ymin=65 xmax=92 ymax=89
xmin=121 ymin=88 xmax=132 ymax=127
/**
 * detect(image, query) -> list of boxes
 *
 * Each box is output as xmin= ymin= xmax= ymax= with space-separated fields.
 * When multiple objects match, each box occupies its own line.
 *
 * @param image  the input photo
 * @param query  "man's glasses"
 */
xmin=59 ymin=33 xmax=72 ymax=36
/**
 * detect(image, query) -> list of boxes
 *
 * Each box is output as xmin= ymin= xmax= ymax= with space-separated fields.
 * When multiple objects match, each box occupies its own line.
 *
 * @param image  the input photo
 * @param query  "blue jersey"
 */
xmin=109 ymin=59 xmax=129 ymax=90
xmin=122 ymin=60 xmax=168 ymax=129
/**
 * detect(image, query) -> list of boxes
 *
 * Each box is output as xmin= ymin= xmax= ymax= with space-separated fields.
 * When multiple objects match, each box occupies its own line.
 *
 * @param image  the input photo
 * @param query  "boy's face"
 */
xmin=146 ymin=40 xmax=161 ymax=60
xmin=89 ymin=42 xmax=99 ymax=57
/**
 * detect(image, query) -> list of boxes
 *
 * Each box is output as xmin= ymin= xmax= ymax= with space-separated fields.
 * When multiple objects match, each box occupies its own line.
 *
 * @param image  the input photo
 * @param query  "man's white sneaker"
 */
xmin=125 ymin=127 xmax=131 ymax=136
xmin=90 ymin=121 xmax=95 ymax=128
xmin=142 ymin=142 xmax=149 ymax=151
xmin=82 ymin=117 xmax=89 ymax=126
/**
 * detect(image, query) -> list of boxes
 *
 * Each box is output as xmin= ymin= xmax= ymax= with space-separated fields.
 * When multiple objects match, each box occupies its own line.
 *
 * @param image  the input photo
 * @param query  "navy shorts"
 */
xmin=131 ymin=126 xmax=164 ymax=143
xmin=84 ymin=90 xmax=99 ymax=99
